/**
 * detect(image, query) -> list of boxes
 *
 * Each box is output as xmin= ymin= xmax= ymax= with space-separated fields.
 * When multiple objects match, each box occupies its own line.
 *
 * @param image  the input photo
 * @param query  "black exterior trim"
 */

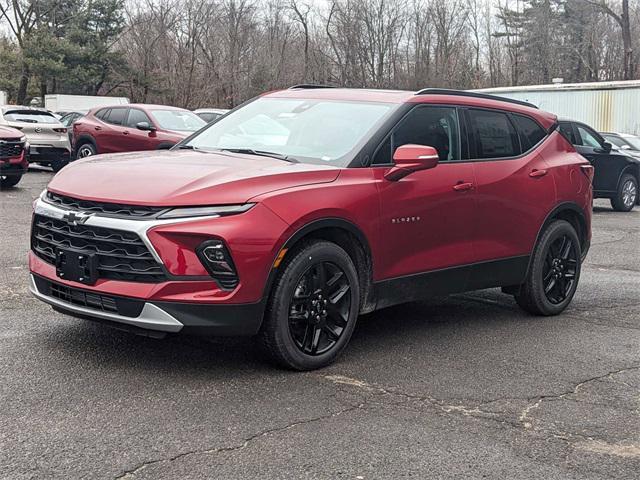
xmin=415 ymin=88 xmax=538 ymax=109
xmin=152 ymin=299 xmax=266 ymax=336
xmin=531 ymin=202 xmax=590 ymax=264
xmin=372 ymin=255 xmax=530 ymax=310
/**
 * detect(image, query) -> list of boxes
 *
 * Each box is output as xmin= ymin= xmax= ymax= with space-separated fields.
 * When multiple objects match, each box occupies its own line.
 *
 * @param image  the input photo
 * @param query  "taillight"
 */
xmin=580 ymin=164 xmax=594 ymax=183
xmin=53 ymin=128 xmax=67 ymax=133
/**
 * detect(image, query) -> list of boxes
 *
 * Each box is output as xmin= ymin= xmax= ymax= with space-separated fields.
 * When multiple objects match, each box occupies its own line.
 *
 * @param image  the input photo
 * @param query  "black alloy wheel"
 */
xmin=515 ymin=219 xmax=582 ymax=316
xmin=542 ymin=234 xmax=578 ymax=305
xmin=288 ymin=262 xmax=351 ymax=356
xmin=260 ymin=240 xmax=360 ymax=370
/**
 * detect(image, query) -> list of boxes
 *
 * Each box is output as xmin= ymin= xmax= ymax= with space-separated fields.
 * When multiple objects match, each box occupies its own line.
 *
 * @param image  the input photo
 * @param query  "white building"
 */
xmin=476 ymin=80 xmax=640 ymax=135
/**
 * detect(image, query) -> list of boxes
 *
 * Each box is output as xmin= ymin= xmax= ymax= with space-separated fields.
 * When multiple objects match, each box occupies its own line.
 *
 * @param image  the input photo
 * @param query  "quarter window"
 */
xmin=513 ymin=114 xmax=547 ymax=151
xmin=373 ymin=106 xmax=460 ymax=165
xmin=468 ymin=109 xmax=520 ymax=159
xmin=95 ymin=109 xmax=110 ymax=121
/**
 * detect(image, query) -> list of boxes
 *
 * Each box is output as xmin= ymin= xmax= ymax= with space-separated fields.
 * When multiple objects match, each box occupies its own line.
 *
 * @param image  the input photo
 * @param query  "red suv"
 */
xmin=72 ymin=104 xmax=206 ymax=158
xmin=0 ymin=126 xmax=28 ymax=188
xmin=30 ymin=87 xmax=593 ymax=370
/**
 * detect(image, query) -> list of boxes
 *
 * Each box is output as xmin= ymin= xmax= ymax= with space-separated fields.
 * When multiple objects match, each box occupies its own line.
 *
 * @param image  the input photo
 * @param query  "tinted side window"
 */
xmin=373 ymin=106 xmax=460 ymax=165
xmin=468 ymin=109 xmax=520 ymax=159
xmin=558 ymin=122 xmax=576 ymax=144
xmin=513 ymin=114 xmax=547 ymax=151
xmin=95 ymin=109 xmax=109 ymax=120
xmin=126 ymin=109 xmax=152 ymax=128
xmin=105 ymin=108 xmax=126 ymax=126
xmin=576 ymin=125 xmax=602 ymax=148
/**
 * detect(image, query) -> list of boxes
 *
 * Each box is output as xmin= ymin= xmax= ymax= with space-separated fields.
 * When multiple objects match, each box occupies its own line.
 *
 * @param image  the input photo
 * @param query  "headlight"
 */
xmin=19 ymin=135 xmax=26 ymax=143
xmin=157 ymin=204 xmax=255 ymax=219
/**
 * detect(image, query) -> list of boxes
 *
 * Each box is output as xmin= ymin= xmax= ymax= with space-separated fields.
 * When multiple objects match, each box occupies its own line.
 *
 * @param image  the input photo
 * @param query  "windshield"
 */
xmin=624 ymin=136 xmax=640 ymax=150
xmin=3 ymin=110 xmax=58 ymax=124
xmin=150 ymin=110 xmax=206 ymax=132
xmin=184 ymin=97 xmax=396 ymax=166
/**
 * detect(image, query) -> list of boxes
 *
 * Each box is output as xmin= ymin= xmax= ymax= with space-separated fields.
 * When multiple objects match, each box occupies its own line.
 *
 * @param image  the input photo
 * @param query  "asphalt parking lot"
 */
xmin=1 ymin=169 xmax=638 ymax=479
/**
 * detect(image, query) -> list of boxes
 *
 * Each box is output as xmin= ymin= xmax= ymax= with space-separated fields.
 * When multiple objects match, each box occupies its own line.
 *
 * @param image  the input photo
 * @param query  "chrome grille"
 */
xmin=45 ymin=191 xmax=164 ymax=219
xmin=32 ymin=214 xmax=167 ymax=283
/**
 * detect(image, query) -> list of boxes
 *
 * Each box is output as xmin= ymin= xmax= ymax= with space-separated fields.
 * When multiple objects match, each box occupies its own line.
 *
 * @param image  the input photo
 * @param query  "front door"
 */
xmin=572 ymin=122 xmax=623 ymax=195
xmin=375 ymin=105 xmax=477 ymax=303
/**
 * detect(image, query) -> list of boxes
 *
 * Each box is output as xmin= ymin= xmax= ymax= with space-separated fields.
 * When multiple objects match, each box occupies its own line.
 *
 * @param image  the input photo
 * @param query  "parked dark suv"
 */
xmin=559 ymin=120 xmax=639 ymax=211
xmin=31 ymin=87 xmax=593 ymax=370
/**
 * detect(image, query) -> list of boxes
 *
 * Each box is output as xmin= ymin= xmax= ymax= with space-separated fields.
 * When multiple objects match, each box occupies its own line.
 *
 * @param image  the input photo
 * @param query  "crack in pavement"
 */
xmin=322 ymin=365 xmax=640 ymax=446
xmin=113 ymin=401 xmax=366 ymax=479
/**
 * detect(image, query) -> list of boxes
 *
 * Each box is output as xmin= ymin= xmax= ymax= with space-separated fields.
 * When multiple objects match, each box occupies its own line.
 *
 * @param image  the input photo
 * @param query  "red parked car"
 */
xmin=30 ymin=87 xmax=593 ymax=370
xmin=0 ymin=125 xmax=28 ymax=188
xmin=72 ymin=104 xmax=206 ymax=158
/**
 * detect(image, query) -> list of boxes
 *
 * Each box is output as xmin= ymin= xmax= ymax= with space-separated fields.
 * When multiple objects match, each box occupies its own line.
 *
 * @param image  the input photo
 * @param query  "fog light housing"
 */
xmin=196 ymin=240 xmax=239 ymax=290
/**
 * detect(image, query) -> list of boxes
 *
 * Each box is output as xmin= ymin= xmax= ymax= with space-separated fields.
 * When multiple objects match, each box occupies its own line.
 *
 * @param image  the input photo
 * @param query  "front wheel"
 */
xmin=610 ymin=174 xmax=637 ymax=212
xmin=0 ymin=174 xmax=22 ymax=188
xmin=259 ymin=240 xmax=360 ymax=370
xmin=515 ymin=220 xmax=582 ymax=316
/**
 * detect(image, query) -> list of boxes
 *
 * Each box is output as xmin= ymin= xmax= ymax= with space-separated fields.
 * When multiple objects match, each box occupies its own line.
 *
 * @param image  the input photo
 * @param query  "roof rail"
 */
xmin=288 ymin=84 xmax=336 ymax=90
xmin=415 ymin=88 xmax=538 ymax=109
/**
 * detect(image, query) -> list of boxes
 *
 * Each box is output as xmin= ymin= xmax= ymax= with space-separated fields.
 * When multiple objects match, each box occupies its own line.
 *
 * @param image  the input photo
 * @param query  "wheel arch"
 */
xmin=617 ymin=163 xmax=639 ymax=203
xmin=74 ymin=134 xmax=97 ymax=155
xmin=535 ymin=202 xmax=589 ymax=260
xmin=263 ymin=218 xmax=375 ymax=314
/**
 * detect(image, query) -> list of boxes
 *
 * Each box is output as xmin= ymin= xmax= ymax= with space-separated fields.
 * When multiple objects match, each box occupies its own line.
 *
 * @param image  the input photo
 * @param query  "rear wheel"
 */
xmin=515 ymin=220 xmax=581 ymax=316
xmin=259 ymin=240 xmax=360 ymax=370
xmin=76 ymin=142 xmax=96 ymax=159
xmin=610 ymin=174 xmax=637 ymax=212
xmin=0 ymin=174 xmax=22 ymax=188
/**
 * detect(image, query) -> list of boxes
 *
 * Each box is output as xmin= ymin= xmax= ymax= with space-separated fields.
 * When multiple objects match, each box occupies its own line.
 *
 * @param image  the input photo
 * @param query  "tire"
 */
xmin=610 ymin=173 xmax=637 ymax=212
xmin=259 ymin=240 xmax=360 ymax=370
xmin=50 ymin=158 xmax=68 ymax=173
xmin=75 ymin=142 xmax=96 ymax=159
xmin=515 ymin=220 xmax=582 ymax=316
xmin=0 ymin=174 xmax=22 ymax=188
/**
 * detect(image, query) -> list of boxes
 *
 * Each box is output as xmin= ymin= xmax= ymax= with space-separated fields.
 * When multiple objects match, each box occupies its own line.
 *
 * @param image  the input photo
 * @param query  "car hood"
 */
xmin=47 ymin=150 xmax=341 ymax=206
xmin=0 ymin=126 xmax=24 ymax=139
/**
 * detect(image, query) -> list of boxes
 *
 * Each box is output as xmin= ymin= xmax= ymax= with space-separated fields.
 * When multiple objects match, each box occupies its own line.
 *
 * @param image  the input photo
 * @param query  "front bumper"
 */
xmin=0 ymin=157 xmax=28 ymax=176
xmin=30 ymin=274 xmax=265 ymax=336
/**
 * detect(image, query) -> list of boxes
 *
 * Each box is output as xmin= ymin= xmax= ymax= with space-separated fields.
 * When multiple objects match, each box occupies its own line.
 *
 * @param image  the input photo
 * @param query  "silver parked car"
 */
xmin=0 ymin=106 xmax=72 ymax=171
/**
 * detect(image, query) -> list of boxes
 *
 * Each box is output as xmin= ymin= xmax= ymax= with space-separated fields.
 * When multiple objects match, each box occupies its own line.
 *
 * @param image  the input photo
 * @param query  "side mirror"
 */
xmin=620 ymin=144 xmax=631 ymax=150
xmin=136 ymin=121 xmax=156 ymax=132
xmin=384 ymin=144 xmax=439 ymax=181
xmin=597 ymin=141 xmax=613 ymax=153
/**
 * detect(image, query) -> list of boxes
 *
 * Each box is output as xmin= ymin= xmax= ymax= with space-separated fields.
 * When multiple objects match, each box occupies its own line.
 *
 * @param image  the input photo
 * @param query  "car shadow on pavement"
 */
xmin=36 ymin=290 xmax=529 ymax=374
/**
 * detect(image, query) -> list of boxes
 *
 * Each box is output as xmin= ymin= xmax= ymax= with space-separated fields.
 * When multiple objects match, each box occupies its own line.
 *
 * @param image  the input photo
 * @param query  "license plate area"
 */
xmin=55 ymin=249 xmax=97 ymax=285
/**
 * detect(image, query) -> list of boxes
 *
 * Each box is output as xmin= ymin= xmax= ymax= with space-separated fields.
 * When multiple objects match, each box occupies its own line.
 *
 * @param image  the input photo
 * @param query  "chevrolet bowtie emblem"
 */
xmin=63 ymin=211 xmax=92 ymax=226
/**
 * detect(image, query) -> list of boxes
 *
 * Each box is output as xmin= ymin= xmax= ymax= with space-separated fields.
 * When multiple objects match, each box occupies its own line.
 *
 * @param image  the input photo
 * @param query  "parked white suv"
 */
xmin=0 ymin=107 xmax=72 ymax=171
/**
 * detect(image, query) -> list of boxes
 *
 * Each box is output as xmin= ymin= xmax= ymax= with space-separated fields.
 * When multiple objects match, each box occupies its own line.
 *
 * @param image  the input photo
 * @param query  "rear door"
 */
xmin=466 ymin=108 xmax=555 ymax=288
xmin=98 ymin=107 xmax=129 ymax=153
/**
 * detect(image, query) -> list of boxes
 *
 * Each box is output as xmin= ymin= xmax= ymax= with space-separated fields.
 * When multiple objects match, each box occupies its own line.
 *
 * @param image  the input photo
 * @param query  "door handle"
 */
xmin=94 ymin=126 xmax=102 ymax=131
xmin=453 ymin=182 xmax=474 ymax=192
xmin=529 ymin=169 xmax=548 ymax=178
xmin=122 ymin=131 xmax=129 ymax=135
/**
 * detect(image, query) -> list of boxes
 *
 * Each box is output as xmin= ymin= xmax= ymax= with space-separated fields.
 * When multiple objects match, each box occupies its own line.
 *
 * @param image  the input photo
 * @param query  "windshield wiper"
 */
xmin=220 ymin=148 xmax=298 ymax=163
xmin=176 ymin=144 xmax=209 ymax=153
